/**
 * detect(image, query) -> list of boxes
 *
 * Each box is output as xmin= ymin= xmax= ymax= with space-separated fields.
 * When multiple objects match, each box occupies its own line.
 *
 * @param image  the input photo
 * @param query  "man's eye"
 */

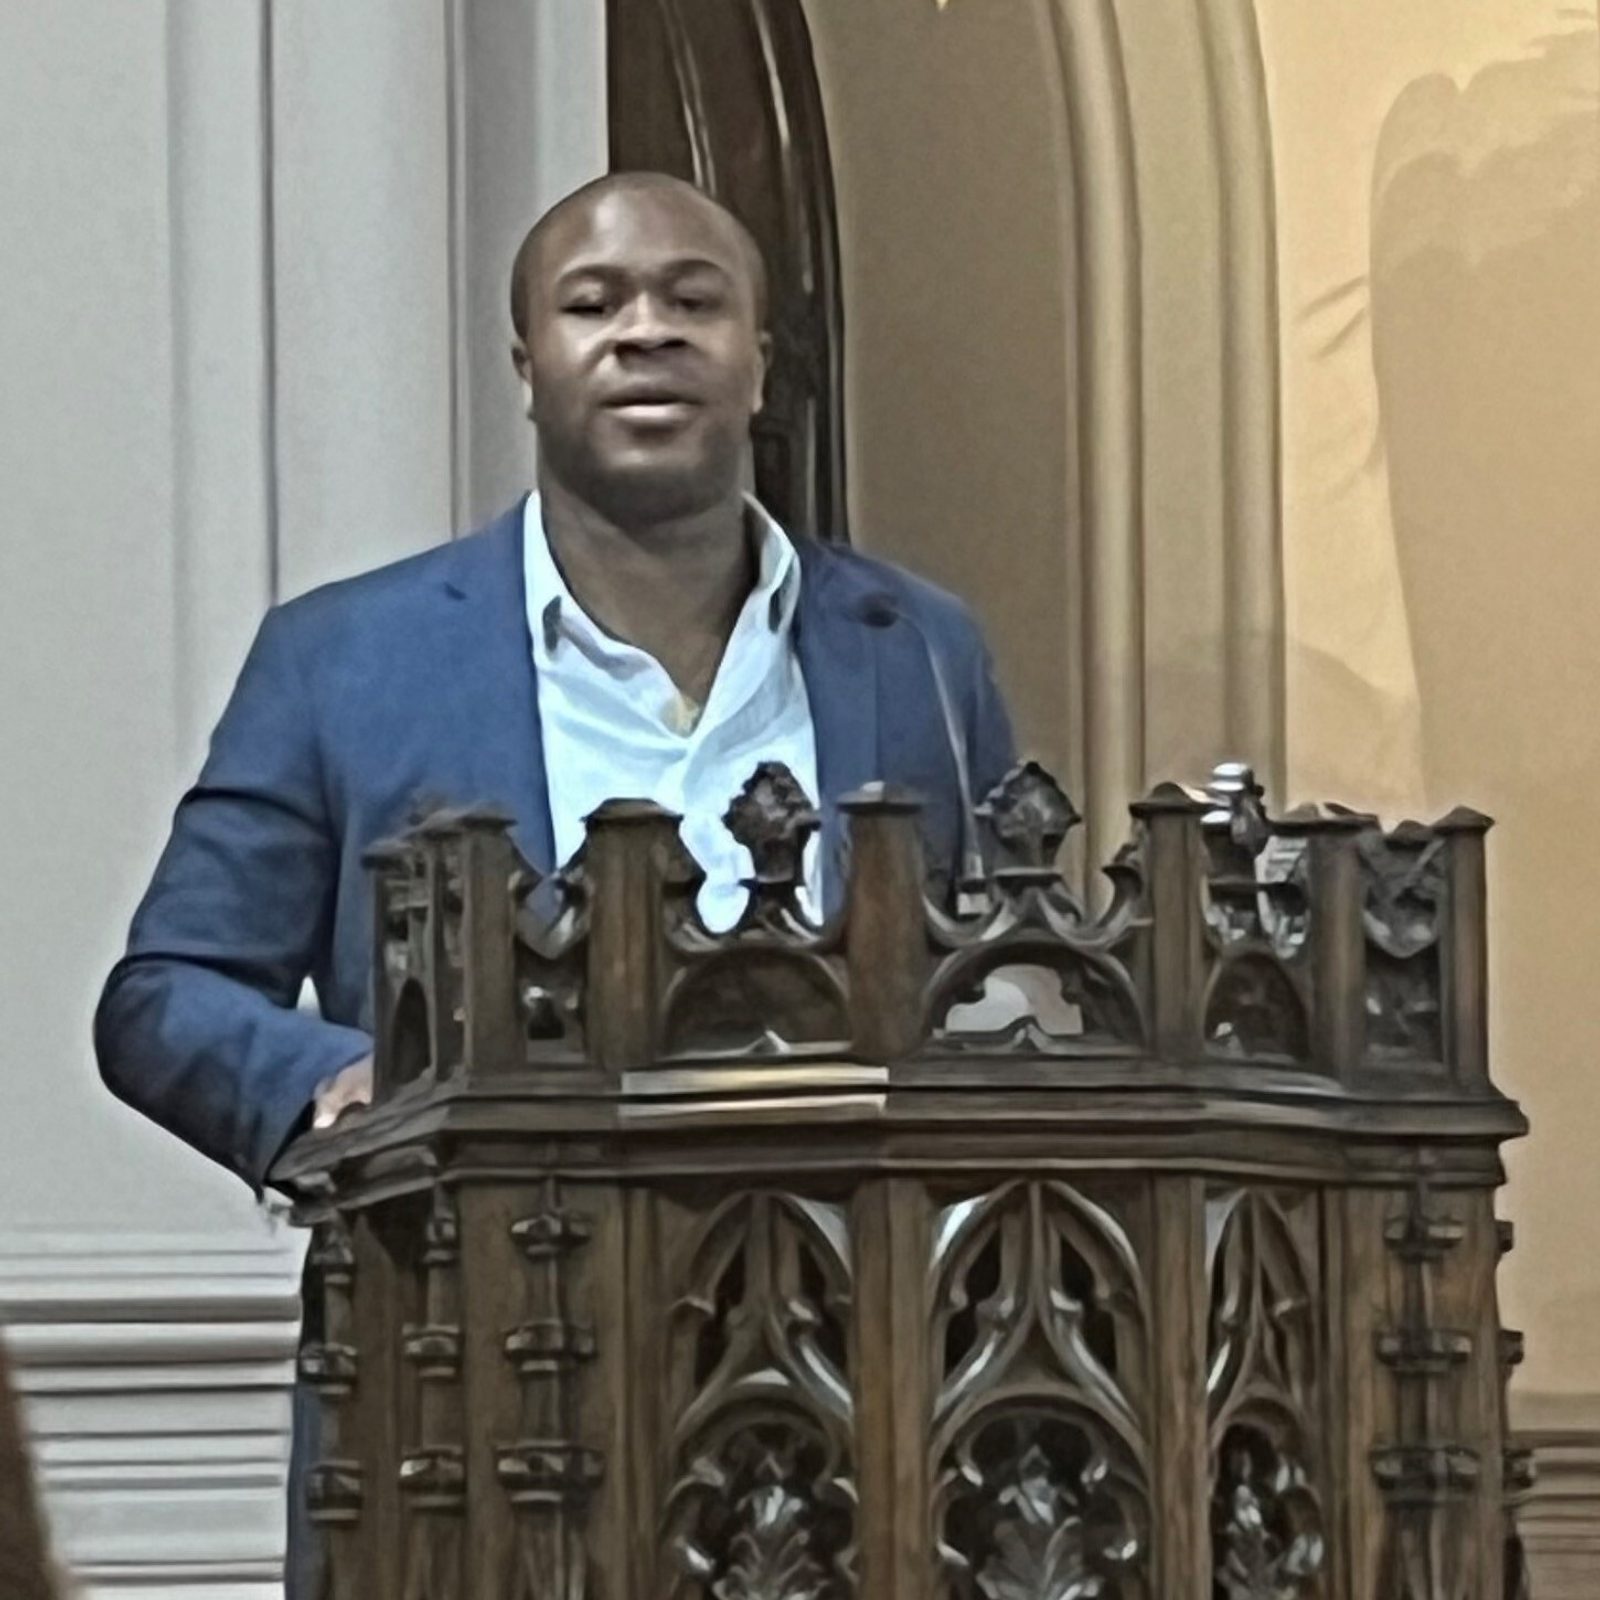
xmin=676 ymin=293 xmax=720 ymax=313
xmin=563 ymin=302 xmax=606 ymax=317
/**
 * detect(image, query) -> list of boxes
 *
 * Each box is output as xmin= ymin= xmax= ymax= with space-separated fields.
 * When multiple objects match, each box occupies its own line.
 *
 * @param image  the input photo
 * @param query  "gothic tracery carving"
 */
xmin=1205 ymin=1188 xmax=1326 ymax=1600
xmin=930 ymin=1182 xmax=1151 ymax=1599
xmin=665 ymin=1194 xmax=856 ymax=1599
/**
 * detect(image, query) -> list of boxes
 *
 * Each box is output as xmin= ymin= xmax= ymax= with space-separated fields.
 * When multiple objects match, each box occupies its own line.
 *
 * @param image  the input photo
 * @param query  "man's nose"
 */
xmin=613 ymin=293 xmax=687 ymax=351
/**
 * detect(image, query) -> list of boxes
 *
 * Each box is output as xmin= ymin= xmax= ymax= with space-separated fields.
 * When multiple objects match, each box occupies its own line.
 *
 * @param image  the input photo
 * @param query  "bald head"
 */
xmin=507 ymin=170 xmax=773 ymax=527
xmin=509 ymin=172 xmax=768 ymax=342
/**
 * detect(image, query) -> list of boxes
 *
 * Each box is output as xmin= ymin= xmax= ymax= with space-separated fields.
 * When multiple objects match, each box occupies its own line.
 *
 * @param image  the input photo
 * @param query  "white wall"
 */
xmin=0 ymin=3 xmax=604 ymax=1594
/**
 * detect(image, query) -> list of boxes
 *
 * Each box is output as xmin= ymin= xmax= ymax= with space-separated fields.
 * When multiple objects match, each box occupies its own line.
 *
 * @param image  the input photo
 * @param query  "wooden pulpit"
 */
xmin=275 ymin=760 xmax=1530 ymax=1599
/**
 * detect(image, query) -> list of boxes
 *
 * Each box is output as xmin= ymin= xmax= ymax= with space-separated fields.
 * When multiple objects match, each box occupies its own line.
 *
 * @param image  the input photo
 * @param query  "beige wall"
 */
xmin=1257 ymin=0 xmax=1600 ymax=1403
xmin=803 ymin=0 xmax=1077 ymax=785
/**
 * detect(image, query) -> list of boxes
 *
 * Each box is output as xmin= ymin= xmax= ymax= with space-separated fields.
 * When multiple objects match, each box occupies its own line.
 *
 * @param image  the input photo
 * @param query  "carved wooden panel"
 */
xmin=1205 ymin=1188 xmax=1327 ymax=1600
xmin=659 ymin=1190 xmax=856 ymax=1599
xmin=1356 ymin=826 xmax=1447 ymax=1067
xmin=512 ymin=854 xmax=589 ymax=1062
xmin=929 ymin=1181 xmax=1152 ymax=1600
xmin=1199 ymin=770 xmax=1313 ymax=1064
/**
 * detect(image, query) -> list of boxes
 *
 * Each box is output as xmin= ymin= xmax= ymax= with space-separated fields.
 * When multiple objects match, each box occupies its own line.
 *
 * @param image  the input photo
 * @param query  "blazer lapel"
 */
xmin=794 ymin=545 xmax=881 ymax=915
xmin=442 ymin=497 xmax=556 ymax=875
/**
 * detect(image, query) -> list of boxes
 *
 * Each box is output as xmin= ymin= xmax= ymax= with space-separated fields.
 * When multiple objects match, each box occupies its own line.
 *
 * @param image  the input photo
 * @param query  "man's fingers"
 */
xmin=311 ymin=1092 xmax=362 ymax=1130
xmin=310 ymin=1058 xmax=375 ymax=1130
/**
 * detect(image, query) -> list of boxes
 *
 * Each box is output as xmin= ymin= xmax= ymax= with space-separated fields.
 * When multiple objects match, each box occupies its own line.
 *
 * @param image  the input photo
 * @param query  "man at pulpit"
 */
xmin=93 ymin=171 xmax=1015 ymax=1592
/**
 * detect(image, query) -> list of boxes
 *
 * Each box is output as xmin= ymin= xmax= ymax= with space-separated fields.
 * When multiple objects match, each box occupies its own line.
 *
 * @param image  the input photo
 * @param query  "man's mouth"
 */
xmin=602 ymin=387 xmax=701 ymax=425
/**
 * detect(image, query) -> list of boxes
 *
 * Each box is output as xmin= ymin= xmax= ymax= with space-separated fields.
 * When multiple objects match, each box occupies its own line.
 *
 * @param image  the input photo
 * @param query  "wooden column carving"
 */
xmin=1371 ymin=1183 xmax=1479 ymax=1600
xmin=300 ymin=1212 xmax=363 ymax=1597
xmin=499 ymin=1181 xmax=603 ymax=1599
xmin=399 ymin=1186 xmax=466 ymax=1600
xmin=585 ymin=799 xmax=682 ymax=1071
xmin=456 ymin=811 xmax=524 ymax=1074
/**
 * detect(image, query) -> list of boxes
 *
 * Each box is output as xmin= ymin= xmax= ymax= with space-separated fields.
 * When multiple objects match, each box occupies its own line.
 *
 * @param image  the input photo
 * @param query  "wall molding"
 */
xmin=0 ymin=1229 xmax=302 ymax=1322
xmin=1033 ymin=0 xmax=1143 ymax=881
xmin=1514 ymin=1391 xmax=1600 ymax=1600
xmin=1196 ymin=0 xmax=1285 ymax=798
xmin=1033 ymin=0 xmax=1286 ymax=879
xmin=165 ymin=0 xmax=277 ymax=767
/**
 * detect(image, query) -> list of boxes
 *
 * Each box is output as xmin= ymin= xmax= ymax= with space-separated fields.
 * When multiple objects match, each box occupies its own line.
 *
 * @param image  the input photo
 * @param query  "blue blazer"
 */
xmin=95 ymin=499 xmax=1016 ymax=1191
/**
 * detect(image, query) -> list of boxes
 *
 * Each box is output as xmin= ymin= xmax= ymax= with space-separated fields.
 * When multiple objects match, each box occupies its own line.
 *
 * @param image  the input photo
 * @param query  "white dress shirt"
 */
xmin=522 ymin=493 xmax=821 ymax=932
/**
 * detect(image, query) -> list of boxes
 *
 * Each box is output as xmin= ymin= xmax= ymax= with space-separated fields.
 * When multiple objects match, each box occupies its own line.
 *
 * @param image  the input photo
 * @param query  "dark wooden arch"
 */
xmin=607 ymin=0 xmax=849 ymax=542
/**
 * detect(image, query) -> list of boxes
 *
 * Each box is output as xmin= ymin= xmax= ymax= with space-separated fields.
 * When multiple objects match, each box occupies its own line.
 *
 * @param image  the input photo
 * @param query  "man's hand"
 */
xmin=312 ymin=1056 xmax=374 ymax=1130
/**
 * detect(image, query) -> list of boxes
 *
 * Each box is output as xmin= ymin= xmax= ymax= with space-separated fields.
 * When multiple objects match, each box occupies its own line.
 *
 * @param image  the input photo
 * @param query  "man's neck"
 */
xmin=537 ymin=474 xmax=755 ymax=706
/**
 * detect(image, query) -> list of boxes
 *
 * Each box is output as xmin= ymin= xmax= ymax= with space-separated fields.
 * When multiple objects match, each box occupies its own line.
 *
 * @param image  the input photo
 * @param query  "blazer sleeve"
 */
xmin=94 ymin=605 xmax=372 ymax=1193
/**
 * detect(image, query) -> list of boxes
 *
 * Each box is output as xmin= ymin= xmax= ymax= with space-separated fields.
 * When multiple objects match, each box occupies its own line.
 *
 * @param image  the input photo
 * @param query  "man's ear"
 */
xmin=510 ymin=339 xmax=536 ymax=420
xmin=749 ymin=331 xmax=774 ymax=416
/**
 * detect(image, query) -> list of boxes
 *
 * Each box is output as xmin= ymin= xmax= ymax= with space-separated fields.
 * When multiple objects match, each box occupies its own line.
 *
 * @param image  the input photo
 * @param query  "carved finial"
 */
xmin=1205 ymin=760 xmax=1271 ymax=857
xmin=723 ymin=761 xmax=820 ymax=887
xmin=977 ymin=761 xmax=1080 ymax=872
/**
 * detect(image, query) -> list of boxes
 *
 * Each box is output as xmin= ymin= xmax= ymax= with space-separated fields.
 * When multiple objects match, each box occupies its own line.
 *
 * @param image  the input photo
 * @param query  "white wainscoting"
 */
xmin=1514 ymin=1391 xmax=1600 ymax=1600
xmin=2 ymin=1230 xmax=304 ymax=1600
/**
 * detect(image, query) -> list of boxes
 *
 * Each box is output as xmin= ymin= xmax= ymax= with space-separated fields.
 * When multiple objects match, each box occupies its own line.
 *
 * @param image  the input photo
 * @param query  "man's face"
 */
xmin=516 ymin=187 xmax=769 ymax=525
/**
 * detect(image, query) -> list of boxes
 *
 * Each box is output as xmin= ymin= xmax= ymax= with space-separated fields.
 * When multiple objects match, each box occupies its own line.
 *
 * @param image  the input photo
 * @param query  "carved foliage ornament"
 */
xmin=964 ymin=1433 xmax=1138 ymax=1600
xmin=1212 ymin=1441 xmax=1324 ymax=1600
xmin=1197 ymin=765 xmax=1313 ymax=1063
xmin=977 ymin=761 xmax=1082 ymax=877
xmin=723 ymin=761 xmax=820 ymax=910
xmin=678 ymin=1431 xmax=838 ymax=1600
xmin=1200 ymin=764 xmax=1308 ymax=957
